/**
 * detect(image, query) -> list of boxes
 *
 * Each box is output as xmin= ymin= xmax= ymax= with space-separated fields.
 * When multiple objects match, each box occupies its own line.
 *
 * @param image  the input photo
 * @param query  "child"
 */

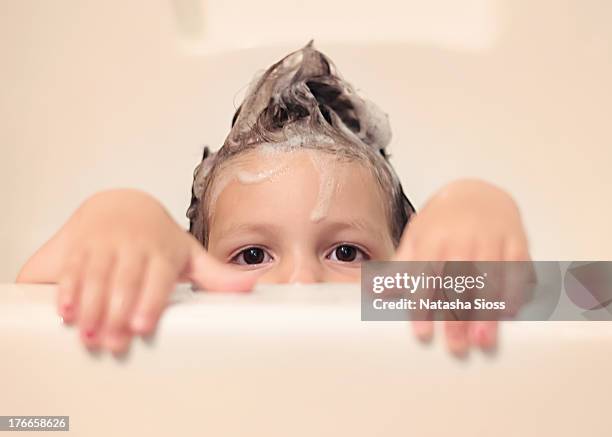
xmin=16 ymin=42 xmax=529 ymax=357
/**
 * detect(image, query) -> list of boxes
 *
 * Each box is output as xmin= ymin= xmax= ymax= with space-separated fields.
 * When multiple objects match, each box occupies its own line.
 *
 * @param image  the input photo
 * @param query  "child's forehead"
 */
xmin=209 ymin=147 xmax=390 ymax=228
xmin=213 ymin=148 xmax=382 ymax=201
xmin=221 ymin=147 xmax=354 ymax=171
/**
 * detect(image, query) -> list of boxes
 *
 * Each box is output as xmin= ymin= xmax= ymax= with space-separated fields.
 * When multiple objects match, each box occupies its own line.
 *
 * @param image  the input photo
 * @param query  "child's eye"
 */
xmin=327 ymin=244 xmax=370 ymax=263
xmin=230 ymin=247 xmax=273 ymax=265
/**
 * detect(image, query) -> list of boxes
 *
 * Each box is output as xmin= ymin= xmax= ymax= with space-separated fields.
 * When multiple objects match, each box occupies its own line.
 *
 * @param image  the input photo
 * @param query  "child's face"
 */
xmin=206 ymin=149 xmax=396 ymax=284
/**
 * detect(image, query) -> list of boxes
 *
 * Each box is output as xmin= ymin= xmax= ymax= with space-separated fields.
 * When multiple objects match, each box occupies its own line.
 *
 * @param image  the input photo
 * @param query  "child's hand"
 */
xmin=17 ymin=189 xmax=255 ymax=354
xmin=393 ymin=179 xmax=530 ymax=356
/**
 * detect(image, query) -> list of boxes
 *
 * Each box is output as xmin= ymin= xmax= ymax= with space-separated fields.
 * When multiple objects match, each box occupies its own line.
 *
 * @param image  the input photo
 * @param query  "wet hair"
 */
xmin=187 ymin=40 xmax=415 ymax=248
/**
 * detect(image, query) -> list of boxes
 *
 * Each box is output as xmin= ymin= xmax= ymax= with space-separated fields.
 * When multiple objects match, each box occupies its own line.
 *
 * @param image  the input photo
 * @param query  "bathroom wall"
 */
xmin=1 ymin=0 xmax=611 ymax=281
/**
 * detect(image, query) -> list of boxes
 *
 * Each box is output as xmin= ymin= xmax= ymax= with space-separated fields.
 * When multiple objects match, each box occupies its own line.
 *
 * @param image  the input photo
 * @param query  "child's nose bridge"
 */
xmin=285 ymin=252 xmax=325 ymax=284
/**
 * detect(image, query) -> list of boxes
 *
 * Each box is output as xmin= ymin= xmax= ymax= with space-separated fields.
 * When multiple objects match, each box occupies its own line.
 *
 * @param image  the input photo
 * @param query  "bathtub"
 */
xmin=1 ymin=282 xmax=611 ymax=436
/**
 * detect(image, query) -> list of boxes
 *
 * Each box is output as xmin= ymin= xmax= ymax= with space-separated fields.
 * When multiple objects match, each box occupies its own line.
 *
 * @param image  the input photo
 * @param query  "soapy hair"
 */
xmin=187 ymin=41 xmax=415 ymax=247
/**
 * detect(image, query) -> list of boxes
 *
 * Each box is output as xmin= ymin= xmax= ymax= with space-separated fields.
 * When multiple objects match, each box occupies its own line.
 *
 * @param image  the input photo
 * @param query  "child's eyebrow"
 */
xmin=213 ymin=218 xmax=388 ymax=242
xmin=321 ymin=219 xmax=388 ymax=240
xmin=214 ymin=222 xmax=284 ymax=241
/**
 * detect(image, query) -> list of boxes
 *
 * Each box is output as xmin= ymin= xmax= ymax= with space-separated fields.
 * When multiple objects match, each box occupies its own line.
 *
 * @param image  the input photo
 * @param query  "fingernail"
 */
xmin=469 ymin=325 xmax=480 ymax=342
xmin=451 ymin=346 xmax=469 ymax=359
xmin=448 ymin=327 xmax=463 ymax=340
xmin=59 ymin=304 xmax=75 ymax=324
xmin=414 ymin=325 xmax=432 ymax=341
xmin=415 ymin=326 xmax=431 ymax=340
xmin=104 ymin=332 xmax=124 ymax=350
xmin=477 ymin=326 xmax=489 ymax=344
xmin=130 ymin=314 xmax=150 ymax=334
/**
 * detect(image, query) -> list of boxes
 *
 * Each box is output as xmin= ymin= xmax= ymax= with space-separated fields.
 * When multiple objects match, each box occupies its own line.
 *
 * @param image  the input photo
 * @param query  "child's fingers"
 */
xmin=502 ymin=242 xmax=534 ymax=317
xmin=395 ymin=233 xmax=441 ymax=342
xmin=411 ymin=321 xmax=434 ymax=342
xmin=187 ymin=243 xmax=258 ymax=292
xmin=78 ymin=250 xmax=115 ymax=347
xmin=102 ymin=328 xmax=132 ymax=356
xmin=57 ymin=250 xmax=88 ymax=323
xmin=103 ymin=251 xmax=147 ymax=343
xmin=444 ymin=242 xmax=500 ymax=354
xmin=444 ymin=321 xmax=469 ymax=357
xmin=468 ymin=321 xmax=498 ymax=350
xmin=129 ymin=256 xmax=179 ymax=336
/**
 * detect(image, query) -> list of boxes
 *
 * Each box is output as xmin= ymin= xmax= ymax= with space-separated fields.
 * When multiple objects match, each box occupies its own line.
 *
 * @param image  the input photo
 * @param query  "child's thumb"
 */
xmin=185 ymin=243 xmax=257 ymax=292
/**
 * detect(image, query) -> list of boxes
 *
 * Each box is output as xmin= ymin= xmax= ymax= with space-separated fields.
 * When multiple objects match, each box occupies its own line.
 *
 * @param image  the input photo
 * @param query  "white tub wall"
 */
xmin=2 ymin=283 xmax=612 ymax=437
xmin=171 ymin=0 xmax=501 ymax=53
xmin=1 ymin=0 xmax=611 ymax=282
